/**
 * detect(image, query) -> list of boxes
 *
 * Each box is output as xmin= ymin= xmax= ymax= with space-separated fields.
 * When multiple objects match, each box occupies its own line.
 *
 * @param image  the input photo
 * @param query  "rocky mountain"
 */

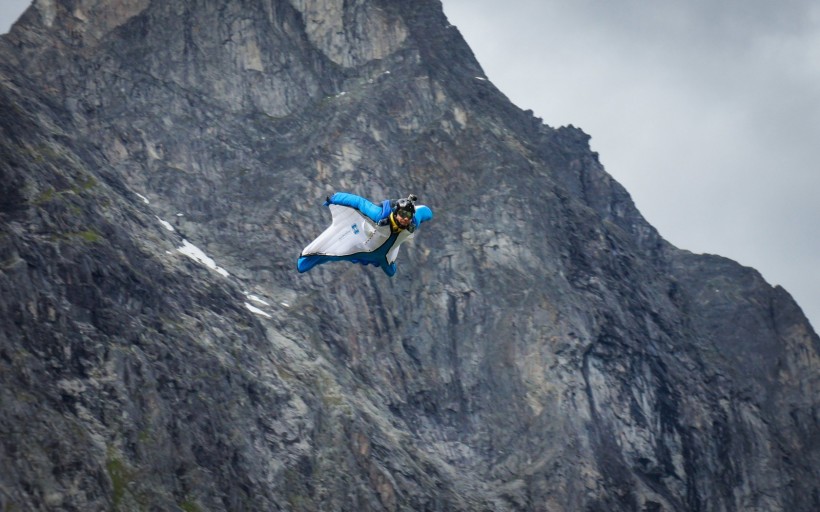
xmin=1 ymin=1 xmax=818 ymax=511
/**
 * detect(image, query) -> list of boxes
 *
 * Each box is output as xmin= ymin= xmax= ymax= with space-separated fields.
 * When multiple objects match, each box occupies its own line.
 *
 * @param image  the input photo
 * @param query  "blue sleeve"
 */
xmin=327 ymin=192 xmax=385 ymax=222
xmin=414 ymin=205 xmax=433 ymax=226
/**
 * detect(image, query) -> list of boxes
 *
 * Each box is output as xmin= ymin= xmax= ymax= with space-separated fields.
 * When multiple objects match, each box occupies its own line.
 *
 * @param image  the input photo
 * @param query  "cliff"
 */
xmin=1 ymin=1 xmax=818 ymax=511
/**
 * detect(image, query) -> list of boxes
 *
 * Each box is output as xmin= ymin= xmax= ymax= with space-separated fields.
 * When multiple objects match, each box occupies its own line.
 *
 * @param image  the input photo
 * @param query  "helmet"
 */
xmin=395 ymin=196 xmax=416 ymax=217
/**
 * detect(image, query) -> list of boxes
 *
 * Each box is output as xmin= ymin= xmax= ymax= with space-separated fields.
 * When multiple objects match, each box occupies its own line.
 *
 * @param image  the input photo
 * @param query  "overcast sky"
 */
xmin=441 ymin=0 xmax=820 ymax=330
xmin=3 ymin=2 xmax=818 ymax=330
xmin=1 ymin=1 xmax=28 ymax=33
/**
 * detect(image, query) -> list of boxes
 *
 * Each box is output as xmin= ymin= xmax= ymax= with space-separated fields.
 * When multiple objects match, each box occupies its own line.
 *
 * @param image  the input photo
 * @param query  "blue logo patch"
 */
xmin=351 ymin=223 xmax=359 ymax=234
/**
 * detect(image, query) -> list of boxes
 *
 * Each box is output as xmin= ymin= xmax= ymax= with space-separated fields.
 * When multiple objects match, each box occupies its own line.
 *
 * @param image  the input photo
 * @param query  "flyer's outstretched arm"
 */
xmin=325 ymin=192 xmax=391 ymax=222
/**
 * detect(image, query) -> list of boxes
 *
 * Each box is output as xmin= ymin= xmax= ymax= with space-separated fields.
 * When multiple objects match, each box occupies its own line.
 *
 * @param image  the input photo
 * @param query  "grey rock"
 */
xmin=0 ymin=0 xmax=817 ymax=511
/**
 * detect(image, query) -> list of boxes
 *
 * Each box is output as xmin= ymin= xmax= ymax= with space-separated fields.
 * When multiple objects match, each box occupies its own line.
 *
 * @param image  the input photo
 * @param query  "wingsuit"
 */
xmin=297 ymin=192 xmax=433 ymax=276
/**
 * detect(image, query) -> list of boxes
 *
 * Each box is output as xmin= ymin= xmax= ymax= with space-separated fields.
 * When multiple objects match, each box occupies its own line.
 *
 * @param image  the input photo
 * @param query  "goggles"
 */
xmin=396 ymin=209 xmax=413 ymax=219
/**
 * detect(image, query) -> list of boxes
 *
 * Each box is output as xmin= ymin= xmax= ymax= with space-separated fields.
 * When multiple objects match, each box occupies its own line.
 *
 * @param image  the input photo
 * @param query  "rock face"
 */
xmin=1 ymin=1 xmax=818 ymax=510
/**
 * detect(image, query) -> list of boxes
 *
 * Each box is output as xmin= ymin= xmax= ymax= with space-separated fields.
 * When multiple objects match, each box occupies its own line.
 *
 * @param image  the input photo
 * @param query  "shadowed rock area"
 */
xmin=1 ymin=1 xmax=818 ymax=510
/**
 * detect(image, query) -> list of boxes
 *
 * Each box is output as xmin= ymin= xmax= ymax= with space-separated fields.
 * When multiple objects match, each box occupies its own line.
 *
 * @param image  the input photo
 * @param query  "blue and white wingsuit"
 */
xmin=297 ymin=192 xmax=433 ymax=276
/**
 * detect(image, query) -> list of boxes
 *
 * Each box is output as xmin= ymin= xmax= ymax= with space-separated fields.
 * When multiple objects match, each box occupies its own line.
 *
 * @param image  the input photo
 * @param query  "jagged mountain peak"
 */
xmin=15 ymin=0 xmax=150 ymax=44
xmin=1 ymin=1 xmax=818 ymax=511
xmin=289 ymin=0 xmax=410 ymax=66
xmin=8 ymin=0 xmax=488 ymax=119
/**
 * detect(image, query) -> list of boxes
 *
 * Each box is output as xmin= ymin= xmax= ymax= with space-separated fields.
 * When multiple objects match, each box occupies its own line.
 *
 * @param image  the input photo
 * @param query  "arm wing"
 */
xmin=414 ymin=205 xmax=433 ymax=225
xmin=327 ymin=192 xmax=385 ymax=222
